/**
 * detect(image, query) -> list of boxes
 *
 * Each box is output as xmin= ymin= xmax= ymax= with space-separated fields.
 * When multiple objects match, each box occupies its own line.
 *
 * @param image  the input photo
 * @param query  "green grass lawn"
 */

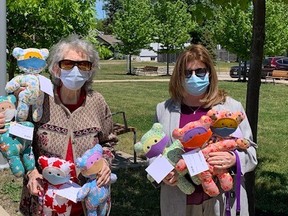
xmin=94 ymin=60 xmax=288 ymax=215
xmin=0 ymin=60 xmax=287 ymax=215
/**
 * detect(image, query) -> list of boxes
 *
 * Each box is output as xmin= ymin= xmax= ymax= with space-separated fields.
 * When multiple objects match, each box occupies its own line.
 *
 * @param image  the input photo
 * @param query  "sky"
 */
xmin=95 ymin=0 xmax=106 ymax=19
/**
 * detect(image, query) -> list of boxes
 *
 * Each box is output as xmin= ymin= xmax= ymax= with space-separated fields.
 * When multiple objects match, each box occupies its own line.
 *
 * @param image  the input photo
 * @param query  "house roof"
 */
xmin=97 ymin=34 xmax=121 ymax=46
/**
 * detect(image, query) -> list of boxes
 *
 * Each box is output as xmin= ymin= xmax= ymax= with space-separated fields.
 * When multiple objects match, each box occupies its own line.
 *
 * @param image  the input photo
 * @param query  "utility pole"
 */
xmin=0 ymin=0 xmax=9 ymax=169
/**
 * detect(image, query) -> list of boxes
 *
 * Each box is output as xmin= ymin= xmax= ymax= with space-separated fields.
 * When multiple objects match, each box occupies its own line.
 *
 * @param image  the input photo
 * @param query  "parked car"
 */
xmin=263 ymin=56 xmax=285 ymax=68
xmin=229 ymin=62 xmax=250 ymax=78
xmin=275 ymin=58 xmax=288 ymax=70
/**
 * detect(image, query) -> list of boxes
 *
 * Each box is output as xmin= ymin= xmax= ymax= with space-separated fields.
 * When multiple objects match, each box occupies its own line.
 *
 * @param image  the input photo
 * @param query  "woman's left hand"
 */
xmin=207 ymin=151 xmax=236 ymax=169
xmin=97 ymin=160 xmax=111 ymax=187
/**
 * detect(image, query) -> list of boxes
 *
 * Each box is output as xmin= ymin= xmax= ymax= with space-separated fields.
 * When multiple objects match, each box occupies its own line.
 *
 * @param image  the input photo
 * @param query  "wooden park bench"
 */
xmin=133 ymin=66 xmax=158 ymax=76
xmin=112 ymin=111 xmax=137 ymax=163
xmin=265 ymin=70 xmax=288 ymax=84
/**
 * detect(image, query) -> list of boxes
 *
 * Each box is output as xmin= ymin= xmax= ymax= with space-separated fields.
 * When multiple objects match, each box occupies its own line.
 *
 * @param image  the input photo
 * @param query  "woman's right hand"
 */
xmin=162 ymin=170 xmax=178 ymax=186
xmin=27 ymin=169 xmax=44 ymax=196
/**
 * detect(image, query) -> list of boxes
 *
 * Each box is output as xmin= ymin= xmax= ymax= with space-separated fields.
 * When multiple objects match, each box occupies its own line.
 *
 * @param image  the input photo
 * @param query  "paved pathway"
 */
xmin=94 ymin=73 xmax=288 ymax=85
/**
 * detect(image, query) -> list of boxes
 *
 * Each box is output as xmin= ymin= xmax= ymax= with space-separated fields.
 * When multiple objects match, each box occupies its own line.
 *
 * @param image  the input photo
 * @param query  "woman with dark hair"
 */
xmin=156 ymin=44 xmax=257 ymax=216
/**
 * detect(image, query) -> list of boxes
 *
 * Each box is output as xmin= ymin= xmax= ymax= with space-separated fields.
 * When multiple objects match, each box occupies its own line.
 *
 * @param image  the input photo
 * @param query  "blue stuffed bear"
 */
xmin=5 ymin=47 xmax=49 ymax=122
xmin=76 ymin=144 xmax=116 ymax=216
xmin=0 ymin=95 xmax=35 ymax=177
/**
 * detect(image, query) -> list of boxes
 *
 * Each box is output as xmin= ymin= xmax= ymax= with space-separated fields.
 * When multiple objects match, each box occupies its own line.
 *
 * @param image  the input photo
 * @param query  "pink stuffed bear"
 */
xmin=172 ymin=115 xmax=213 ymax=151
xmin=173 ymin=110 xmax=249 ymax=197
xmin=38 ymin=156 xmax=75 ymax=216
xmin=198 ymin=110 xmax=250 ymax=197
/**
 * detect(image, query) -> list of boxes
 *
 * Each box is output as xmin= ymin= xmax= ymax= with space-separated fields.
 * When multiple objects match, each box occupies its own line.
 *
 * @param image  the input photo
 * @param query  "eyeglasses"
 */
xmin=185 ymin=68 xmax=208 ymax=78
xmin=58 ymin=59 xmax=92 ymax=71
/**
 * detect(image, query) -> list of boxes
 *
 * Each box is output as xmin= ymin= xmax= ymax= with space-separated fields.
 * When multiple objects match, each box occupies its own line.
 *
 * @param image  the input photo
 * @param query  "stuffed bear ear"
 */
xmin=38 ymin=156 xmax=49 ymax=169
xmin=40 ymin=48 xmax=49 ymax=60
xmin=152 ymin=123 xmax=163 ymax=133
xmin=7 ymin=94 xmax=17 ymax=104
xmin=93 ymin=144 xmax=103 ymax=154
xmin=134 ymin=142 xmax=143 ymax=153
xmin=12 ymin=47 xmax=24 ymax=59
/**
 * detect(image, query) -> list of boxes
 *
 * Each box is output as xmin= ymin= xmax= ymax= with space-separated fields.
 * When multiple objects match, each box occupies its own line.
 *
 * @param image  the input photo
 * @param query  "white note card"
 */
xmin=182 ymin=148 xmax=209 ymax=176
xmin=54 ymin=181 xmax=82 ymax=203
xmin=9 ymin=123 xmax=34 ymax=140
xmin=38 ymin=75 xmax=54 ymax=97
xmin=145 ymin=155 xmax=174 ymax=184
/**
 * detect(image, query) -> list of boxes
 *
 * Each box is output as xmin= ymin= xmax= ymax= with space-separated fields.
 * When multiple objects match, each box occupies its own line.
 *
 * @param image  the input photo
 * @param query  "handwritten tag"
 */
xmin=182 ymin=148 xmax=209 ymax=176
xmin=54 ymin=181 xmax=82 ymax=203
xmin=145 ymin=155 xmax=174 ymax=184
xmin=38 ymin=75 xmax=54 ymax=97
xmin=9 ymin=123 xmax=34 ymax=140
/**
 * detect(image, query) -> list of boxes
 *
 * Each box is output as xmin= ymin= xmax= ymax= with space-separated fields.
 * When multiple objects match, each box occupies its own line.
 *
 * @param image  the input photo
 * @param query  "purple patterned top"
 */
xmin=179 ymin=104 xmax=212 ymax=205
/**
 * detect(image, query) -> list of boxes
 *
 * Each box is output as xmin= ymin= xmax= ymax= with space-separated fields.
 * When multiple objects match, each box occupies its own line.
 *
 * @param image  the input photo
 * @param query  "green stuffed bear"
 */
xmin=0 ymin=95 xmax=35 ymax=177
xmin=134 ymin=123 xmax=196 ymax=195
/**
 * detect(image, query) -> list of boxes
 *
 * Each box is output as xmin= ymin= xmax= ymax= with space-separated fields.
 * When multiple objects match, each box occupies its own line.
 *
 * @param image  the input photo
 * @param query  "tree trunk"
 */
xmin=238 ymin=60 xmax=242 ymax=81
xmin=245 ymin=1 xmax=265 ymax=216
xmin=243 ymin=60 xmax=247 ymax=82
xmin=127 ymin=54 xmax=132 ymax=75
xmin=166 ymin=52 xmax=170 ymax=76
xmin=8 ymin=55 xmax=16 ymax=81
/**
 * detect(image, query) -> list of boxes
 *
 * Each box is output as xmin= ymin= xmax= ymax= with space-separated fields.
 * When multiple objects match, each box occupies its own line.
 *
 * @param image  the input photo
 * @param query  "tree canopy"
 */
xmin=7 ymin=0 xmax=97 ymax=79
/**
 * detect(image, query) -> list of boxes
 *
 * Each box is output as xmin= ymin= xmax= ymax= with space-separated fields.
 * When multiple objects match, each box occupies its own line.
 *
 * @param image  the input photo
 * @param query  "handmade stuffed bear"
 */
xmin=0 ymin=95 xmax=35 ymax=177
xmin=172 ymin=115 xmax=213 ymax=151
xmin=5 ymin=47 xmax=49 ymax=122
xmin=38 ymin=156 xmax=75 ymax=216
xmin=172 ymin=111 xmax=249 ymax=197
xmin=134 ymin=123 xmax=195 ymax=195
xmin=75 ymin=144 xmax=113 ymax=216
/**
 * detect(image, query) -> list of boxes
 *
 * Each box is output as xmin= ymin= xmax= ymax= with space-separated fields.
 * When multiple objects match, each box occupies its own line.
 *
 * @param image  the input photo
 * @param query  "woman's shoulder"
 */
xmin=87 ymin=91 xmax=106 ymax=101
xmin=157 ymin=98 xmax=175 ymax=109
xmin=214 ymin=96 xmax=243 ymax=111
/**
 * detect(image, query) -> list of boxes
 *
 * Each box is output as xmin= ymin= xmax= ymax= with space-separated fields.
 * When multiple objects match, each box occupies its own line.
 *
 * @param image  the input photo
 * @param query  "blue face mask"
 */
xmin=17 ymin=58 xmax=46 ymax=73
xmin=184 ymin=74 xmax=210 ymax=96
xmin=60 ymin=66 xmax=91 ymax=90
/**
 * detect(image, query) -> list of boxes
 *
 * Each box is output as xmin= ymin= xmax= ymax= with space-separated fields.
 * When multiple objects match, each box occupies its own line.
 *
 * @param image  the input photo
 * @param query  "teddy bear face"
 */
xmin=0 ymin=95 xmax=17 ymax=122
xmin=172 ymin=115 xmax=212 ymax=150
xmin=76 ymin=144 xmax=104 ymax=178
xmin=38 ymin=156 xmax=75 ymax=185
xmin=207 ymin=110 xmax=245 ymax=137
xmin=134 ymin=123 xmax=170 ymax=158
xmin=12 ymin=47 xmax=49 ymax=74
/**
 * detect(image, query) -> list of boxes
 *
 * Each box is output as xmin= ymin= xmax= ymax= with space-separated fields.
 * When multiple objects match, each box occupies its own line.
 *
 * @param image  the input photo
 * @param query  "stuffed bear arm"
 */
xmin=77 ymin=181 xmax=92 ymax=201
xmin=5 ymin=76 xmax=23 ymax=93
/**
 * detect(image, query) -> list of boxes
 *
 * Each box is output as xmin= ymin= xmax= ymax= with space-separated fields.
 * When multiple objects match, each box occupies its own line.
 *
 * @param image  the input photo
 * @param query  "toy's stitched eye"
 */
xmin=48 ymin=172 xmax=52 ymax=174
xmin=154 ymin=139 xmax=158 ymax=143
xmin=57 ymin=173 xmax=60 ymax=176
xmin=147 ymin=146 xmax=150 ymax=149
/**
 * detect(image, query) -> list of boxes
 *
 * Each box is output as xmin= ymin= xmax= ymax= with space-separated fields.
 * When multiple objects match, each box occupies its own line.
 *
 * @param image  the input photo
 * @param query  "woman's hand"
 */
xmin=13 ymin=86 xmax=26 ymax=99
xmin=97 ymin=160 xmax=111 ymax=187
xmin=0 ymin=113 xmax=6 ymax=133
xmin=26 ymin=169 xmax=44 ymax=196
xmin=207 ymin=151 xmax=236 ymax=169
xmin=162 ymin=170 xmax=178 ymax=186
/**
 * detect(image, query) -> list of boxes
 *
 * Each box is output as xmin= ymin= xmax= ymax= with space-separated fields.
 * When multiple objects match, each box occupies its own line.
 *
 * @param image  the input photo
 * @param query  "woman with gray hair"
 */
xmin=15 ymin=34 xmax=117 ymax=215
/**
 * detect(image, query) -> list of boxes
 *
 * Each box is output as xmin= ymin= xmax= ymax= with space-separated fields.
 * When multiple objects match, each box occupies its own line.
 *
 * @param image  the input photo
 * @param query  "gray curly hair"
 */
xmin=47 ymin=34 xmax=99 ymax=94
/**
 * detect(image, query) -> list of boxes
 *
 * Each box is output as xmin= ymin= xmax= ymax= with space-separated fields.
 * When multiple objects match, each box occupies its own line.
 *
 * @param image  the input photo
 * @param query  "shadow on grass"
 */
xmin=110 ymin=165 xmax=288 ymax=216
xmin=254 ymin=157 xmax=288 ymax=216
xmin=110 ymin=167 xmax=160 ymax=216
